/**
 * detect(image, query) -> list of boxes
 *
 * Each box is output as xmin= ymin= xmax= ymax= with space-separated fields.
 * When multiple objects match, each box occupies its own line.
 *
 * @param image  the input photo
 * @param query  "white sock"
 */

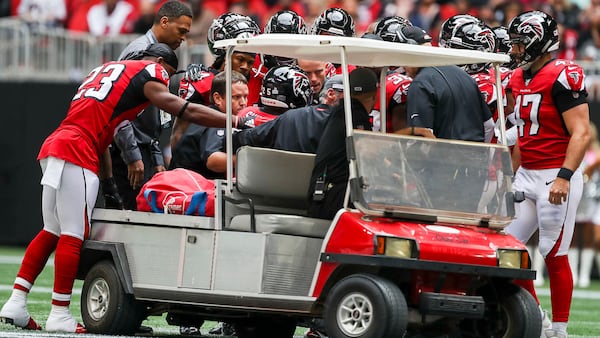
xmin=49 ymin=305 xmax=71 ymax=317
xmin=8 ymin=289 xmax=27 ymax=304
xmin=552 ymin=322 xmax=568 ymax=333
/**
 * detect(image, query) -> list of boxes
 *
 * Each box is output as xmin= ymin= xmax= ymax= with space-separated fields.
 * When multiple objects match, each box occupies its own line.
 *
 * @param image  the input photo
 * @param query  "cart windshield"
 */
xmin=351 ymin=131 xmax=515 ymax=227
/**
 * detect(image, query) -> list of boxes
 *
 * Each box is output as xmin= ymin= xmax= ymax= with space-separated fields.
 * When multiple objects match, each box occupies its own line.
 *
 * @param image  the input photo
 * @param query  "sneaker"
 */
xmin=137 ymin=324 xmax=153 ymax=335
xmin=208 ymin=322 xmax=235 ymax=335
xmin=46 ymin=311 xmax=86 ymax=333
xmin=179 ymin=325 xmax=201 ymax=336
xmin=541 ymin=310 xmax=551 ymax=338
xmin=544 ymin=329 xmax=568 ymax=338
xmin=0 ymin=299 xmax=41 ymax=330
xmin=305 ymin=328 xmax=328 ymax=338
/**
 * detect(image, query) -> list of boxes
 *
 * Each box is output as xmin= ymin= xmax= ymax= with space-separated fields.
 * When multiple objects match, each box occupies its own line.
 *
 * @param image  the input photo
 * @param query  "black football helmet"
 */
xmin=260 ymin=65 xmax=313 ymax=109
xmin=446 ymin=22 xmax=496 ymax=73
xmin=374 ymin=16 xmax=413 ymax=43
xmin=373 ymin=15 xmax=412 ymax=39
xmin=265 ymin=10 xmax=307 ymax=34
xmin=438 ymin=14 xmax=480 ymax=48
xmin=207 ymin=13 xmax=261 ymax=57
xmin=508 ymin=10 xmax=559 ymax=69
xmin=310 ymin=8 xmax=355 ymax=37
xmin=492 ymin=25 xmax=511 ymax=54
xmin=263 ymin=10 xmax=307 ymax=67
xmin=492 ymin=25 xmax=518 ymax=69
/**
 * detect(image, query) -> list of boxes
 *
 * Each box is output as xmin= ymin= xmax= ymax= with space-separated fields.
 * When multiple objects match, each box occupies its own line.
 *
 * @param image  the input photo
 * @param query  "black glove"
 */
xmin=100 ymin=177 xmax=124 ymax=209
xmin=235 ymin=114 xmax=257 ymax=130
xmin=184 ymin=63 xmax=207 ymax=82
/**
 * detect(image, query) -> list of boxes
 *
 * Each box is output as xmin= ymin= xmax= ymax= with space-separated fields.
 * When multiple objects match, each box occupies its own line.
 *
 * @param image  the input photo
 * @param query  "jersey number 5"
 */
xmin=514 ymin=93 xmax=542 ymax=137
xmin=73 ymin=64 xmax=126 ymax=101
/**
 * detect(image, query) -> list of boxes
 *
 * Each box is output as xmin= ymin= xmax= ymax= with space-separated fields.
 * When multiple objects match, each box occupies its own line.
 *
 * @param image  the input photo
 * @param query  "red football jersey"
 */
xmin=178 ymin=67 xmax=215 ymax=104
xmin=471 ymin=70 xmax=500 ymax=111
xmin=38 ymin=60 xmax=170 ymax=174
xmin=509 ymin=60 xmax=586 ymax=169
xmin=372 ymin=71 xmax=412 ymax=132
xmin=247 ymin=54 xmax=266 ymax=106
xmin=237 ymin=105 xmax=277 ymax=128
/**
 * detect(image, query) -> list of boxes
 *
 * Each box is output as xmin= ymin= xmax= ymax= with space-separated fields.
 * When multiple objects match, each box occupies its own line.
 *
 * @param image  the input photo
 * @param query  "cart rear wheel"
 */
xmin=81 ymin=260 xmax=146 ymax=334
xmin=325 ymin=274 xmax=407 ymax=338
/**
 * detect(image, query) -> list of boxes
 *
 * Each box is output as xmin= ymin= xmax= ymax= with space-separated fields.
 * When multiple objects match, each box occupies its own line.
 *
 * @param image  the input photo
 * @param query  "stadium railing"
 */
xmin=0 ymin=17 xmax=211 ymax=82
xmin=1 ymin=16 xmax=599 ymax=99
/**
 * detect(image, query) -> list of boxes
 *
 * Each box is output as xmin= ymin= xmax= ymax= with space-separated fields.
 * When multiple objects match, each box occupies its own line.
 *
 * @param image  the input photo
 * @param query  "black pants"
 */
xmin=307 ymin=182 xmax=346 ymax=220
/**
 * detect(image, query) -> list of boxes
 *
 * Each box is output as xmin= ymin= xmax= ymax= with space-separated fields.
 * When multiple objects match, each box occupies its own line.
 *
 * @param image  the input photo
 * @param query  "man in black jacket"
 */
xmin=307 ymin=68 xmax=378 ymax=220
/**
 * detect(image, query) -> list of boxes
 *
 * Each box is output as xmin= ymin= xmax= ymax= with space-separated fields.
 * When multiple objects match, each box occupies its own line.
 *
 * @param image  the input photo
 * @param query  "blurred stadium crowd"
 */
xmin=0 ymin=0 xmax=599 ymax=61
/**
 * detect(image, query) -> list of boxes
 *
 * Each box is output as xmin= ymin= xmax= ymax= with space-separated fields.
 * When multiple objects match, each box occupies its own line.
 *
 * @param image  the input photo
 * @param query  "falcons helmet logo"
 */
xmin=292 ymin=72 xmax=311 ymax=107
xmin=517 ymin=16 xmax=544 ymax=45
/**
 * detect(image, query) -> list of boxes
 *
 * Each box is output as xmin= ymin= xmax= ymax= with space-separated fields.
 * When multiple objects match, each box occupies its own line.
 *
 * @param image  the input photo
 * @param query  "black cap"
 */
xmin=398 ymin=26 xmax=432 ymax=45
xmin=349 ymin=68 xmax=378 ymax=94
xmin=142 ymin=43 xmax=179 ymax=70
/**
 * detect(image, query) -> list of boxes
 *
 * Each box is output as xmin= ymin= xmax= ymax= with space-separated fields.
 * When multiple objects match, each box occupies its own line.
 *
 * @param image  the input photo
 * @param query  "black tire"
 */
xmin=233 ymin=316 xmax=296 ymax=338
xmin=324 ymin=274 xmax=408 ymax=338
xmin=81 ymin=260 xmax=146 ymax=334
xmin=462 ymin=282 xmax=542 ymax=338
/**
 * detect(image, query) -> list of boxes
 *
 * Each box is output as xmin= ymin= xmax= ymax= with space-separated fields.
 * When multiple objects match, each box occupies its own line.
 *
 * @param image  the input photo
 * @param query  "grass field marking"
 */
xmin=0 ymin=256 xmax=53 ymax=266
xmin=0 ymin=285 xmax=81 ymax=295
xmin=535 ymin=288 xmax=600 ymax=300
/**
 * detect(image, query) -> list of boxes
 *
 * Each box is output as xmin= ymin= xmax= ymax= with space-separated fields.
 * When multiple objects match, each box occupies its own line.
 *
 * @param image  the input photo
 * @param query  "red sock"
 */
xmin=52 ymin=235 xmax=83 ymax=306
xmin=15 ymin=230 xmax=59 ymax=292
xmin=546 ymin=254 xmax=572 ymax=322
xmin=512 ymin=278 xmax=540 ymax=304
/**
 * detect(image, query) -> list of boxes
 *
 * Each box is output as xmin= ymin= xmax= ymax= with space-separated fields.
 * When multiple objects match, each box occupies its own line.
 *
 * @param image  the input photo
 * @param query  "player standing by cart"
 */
xmin=0 ymin=44 xmax=247 ymax=333
xmin=504 ymin=10 xmax=591 ymax=338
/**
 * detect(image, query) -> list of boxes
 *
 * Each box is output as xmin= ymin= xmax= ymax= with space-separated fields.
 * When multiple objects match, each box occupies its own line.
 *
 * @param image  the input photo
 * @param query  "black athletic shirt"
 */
xmin=232 ymin=103 xmax=332 ymax=153
xmin=307 ymin=99 xmax=372 ymax=219
xmin=407 ymin=65 xmax=492 ymax=142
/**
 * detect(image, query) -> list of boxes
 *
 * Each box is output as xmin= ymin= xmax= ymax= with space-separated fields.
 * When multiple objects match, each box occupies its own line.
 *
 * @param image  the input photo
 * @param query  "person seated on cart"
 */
xmin=232 ymin=74 xmax=344 ymax=153
xmin=170 ymin=70 xmax=249 ymax=179
xmin=236 ymin=64 xmax=313 ymax=127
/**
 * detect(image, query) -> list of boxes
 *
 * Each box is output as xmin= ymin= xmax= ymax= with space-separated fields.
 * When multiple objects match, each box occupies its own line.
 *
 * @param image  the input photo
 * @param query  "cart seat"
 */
xmin=226 ymin=146 xmax=329 ymax=237
xmin=228 ymin=214 xmax=331 ymax=238
xmin=236 ymin=146 xmax=315 ymax=202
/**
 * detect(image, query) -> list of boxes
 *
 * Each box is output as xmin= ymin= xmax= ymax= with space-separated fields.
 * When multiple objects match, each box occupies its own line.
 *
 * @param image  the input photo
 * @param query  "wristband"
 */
xmin=177 ymin=101 xmax=190 ymax=118
xmin=557 ymin=167 xmax=573 ymax=181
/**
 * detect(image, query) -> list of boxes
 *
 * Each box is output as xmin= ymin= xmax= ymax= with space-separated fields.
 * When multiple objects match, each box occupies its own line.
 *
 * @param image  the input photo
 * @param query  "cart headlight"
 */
xmin=497 ymin=249 xmax=530 ymax=269
xmin=376 ymin=236 xmax=418 ymax=258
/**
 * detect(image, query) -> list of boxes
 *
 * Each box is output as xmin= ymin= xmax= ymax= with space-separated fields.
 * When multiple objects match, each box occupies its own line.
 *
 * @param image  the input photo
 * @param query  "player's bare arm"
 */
xmin=549 ymin=103 xmax=590 ymax=204
xmin=98 ymin=149 xmax=113 ymax=180
xmin=143 ymin=81 xmax=230 ymax=128
xmin=170 ymin=117 xmax=191 ymax=150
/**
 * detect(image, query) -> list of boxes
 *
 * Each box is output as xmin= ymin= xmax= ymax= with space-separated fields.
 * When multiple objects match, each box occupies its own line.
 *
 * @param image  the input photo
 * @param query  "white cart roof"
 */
xmin=213 ymin=34 xmax=510 ymax=68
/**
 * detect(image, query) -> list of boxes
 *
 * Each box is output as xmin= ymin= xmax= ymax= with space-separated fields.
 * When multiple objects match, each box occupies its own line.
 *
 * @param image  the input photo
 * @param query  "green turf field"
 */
xmin=1 ymin=246 xmax=599 ymax=337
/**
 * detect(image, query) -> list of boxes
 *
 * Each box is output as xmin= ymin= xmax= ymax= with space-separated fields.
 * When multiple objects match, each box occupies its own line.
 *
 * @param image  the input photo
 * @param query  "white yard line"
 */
xmin=0 ymin=256 xmax=53 ymax=266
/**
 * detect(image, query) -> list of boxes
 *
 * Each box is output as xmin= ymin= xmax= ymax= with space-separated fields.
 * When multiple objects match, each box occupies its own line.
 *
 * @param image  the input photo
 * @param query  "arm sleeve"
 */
xmin=406 ymin=79 xmax=435 ymax=128
xmin=113 ymin=121 xmax=143 ymax=164
xmin=149 ymin=139 xmax=164 ymax=167
xmin=232 ymin=118 xmax=280 ymax=151
xmin=483 ymin=117 xmax=495 ymax=143
xmin=199 ymin=129 xmax=226 ymax=165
